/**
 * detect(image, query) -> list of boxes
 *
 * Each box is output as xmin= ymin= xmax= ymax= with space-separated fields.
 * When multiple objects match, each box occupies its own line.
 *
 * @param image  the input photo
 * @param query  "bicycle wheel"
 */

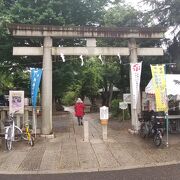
xmin=153 ymin=133 xmax=162 ymax=147
xmin=14 ymin=126 xmax=22 ymax=141
xmin=21 ymin=132 xmax=28 ymax=141
xmin=29 ymin=136 xmax=34 ymax=147
xmin=139 ymin=123 xmax=146 ymax=138
xmin=5 ymin=128 xmax=12 ymax=151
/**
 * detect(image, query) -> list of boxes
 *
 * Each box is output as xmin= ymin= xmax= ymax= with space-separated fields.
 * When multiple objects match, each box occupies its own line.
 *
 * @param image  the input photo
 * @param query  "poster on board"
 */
xmin=123 ymin=93 xmax=131 ymax=104
xmin=9 ymin=91 xmax=24 ymax=114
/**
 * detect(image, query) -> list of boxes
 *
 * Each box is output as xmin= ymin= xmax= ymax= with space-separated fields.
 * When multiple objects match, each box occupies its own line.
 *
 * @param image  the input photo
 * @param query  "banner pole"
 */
xmin=33 ymin=108 xmax=36 ymax=138
xmin=166 ymin=112 xmax=169 ymax=147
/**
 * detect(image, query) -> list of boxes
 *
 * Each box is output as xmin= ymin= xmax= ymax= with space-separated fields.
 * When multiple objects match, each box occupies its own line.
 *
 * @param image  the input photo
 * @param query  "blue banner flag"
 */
xmin=30 ymin=68 xmax=42 ymax=108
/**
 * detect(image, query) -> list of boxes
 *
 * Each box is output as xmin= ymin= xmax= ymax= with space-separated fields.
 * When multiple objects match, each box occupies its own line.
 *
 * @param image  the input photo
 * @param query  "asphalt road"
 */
xmin=1 ymin=164 xmax=180 ymax=180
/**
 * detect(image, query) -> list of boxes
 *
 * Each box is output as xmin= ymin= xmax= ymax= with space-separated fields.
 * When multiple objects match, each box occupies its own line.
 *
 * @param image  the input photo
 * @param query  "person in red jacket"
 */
xmin=74 ymin=98 xmax=85 ymax=126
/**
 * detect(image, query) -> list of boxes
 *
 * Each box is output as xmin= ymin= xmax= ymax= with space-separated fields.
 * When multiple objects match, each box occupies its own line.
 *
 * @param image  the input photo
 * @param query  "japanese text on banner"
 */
xmin=151 ymin=65 xmax=167 ymax=112
xmin=131 ymin=62 xmax=142 ymax=109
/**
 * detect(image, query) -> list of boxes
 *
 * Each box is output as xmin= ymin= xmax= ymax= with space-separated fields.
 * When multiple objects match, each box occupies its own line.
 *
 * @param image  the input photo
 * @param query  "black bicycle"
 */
xmin=139 ymin=111 xmax=165 ymax=147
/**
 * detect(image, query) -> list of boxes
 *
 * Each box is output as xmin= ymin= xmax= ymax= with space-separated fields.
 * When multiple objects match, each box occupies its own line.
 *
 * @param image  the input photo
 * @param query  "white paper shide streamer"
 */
xmin=80 ymin=55 xmax=84 ymax=66
xmin=118 ymin=53 xmax=121 ymax=64
xmin=60 ymin=53 xmax=65 ymax=62
xmin=98 ymin=55 xmax=104 ymax=65
xmin=130 ymin=62 xmax=142 ymax=109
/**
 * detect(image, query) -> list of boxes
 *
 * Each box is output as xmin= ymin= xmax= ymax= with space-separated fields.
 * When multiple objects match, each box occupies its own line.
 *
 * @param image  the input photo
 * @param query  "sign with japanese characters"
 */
xmin=119 ymin=102 xmax=128 ymax=110
xmin=130 ymin=62 xmax=142 ymax=109
xmin=123 ymin=93 xmax=131 ymax=104
xmin=151 ymin=64 xmax=167 ymax=112
xmin=9 ymin=91 xmax=24 ymax=114
xmin=100 ymin=106 xmax=109 ymax=120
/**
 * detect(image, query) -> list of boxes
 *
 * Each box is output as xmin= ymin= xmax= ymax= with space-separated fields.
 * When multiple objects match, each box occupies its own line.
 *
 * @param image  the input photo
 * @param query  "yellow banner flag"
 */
xmin=151 ymin=65 xmax=167 ymax=112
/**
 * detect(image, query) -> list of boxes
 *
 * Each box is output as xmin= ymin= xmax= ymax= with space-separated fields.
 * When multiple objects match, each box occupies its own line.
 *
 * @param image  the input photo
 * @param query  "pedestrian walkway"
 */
xmin=1 ymin=106 xmax=180 ymax=174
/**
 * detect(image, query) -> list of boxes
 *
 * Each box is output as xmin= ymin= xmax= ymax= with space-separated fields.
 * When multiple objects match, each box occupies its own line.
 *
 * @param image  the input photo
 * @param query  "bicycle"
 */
xmin=4 ymin=111 xmax=22 ymax=150
xmin=22 ymin=122 xmax=34 ymax=147
xmin=4 ymin=111 xmax=34 ymax=151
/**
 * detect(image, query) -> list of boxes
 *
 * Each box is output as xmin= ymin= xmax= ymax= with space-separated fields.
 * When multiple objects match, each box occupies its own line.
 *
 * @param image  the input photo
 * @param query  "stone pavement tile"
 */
xmin=121 ymin=142 xmax=155 ymax=165
xmin=69 ymin=127 xmax=75 ymax=138
xmin=144 ymin=146 xmax=180 ymax=164
xmin=89 ymin=124 xmax=101 ymax=139
xmin=40 ymin=143 xmax=62 ymax=171
xmin=106 ymin=143 xmax=137 ymax=166
xmin=0 ymin=151 xmax=28 ymax=171
xmin=0 ymin=149 xmax=14 ymax=167
xmin=76 ymin=142 xmax=99 ymax=169
xmin=90 ymin=139 xmax=104 ymax=144
xmin=18 ymin=146 xmax=46 ymax=171
xmin=62 ymin=137 xmax=76 ymax=145
xmin=91 ymin=143 xmax=120 ymax=168
xmin=60 ymin=132 xmax=70 ymax=139
xmin=59 ymin=143 xmax=79 ymax=169
xmin=74 ymin=125 xmax=83 ymax=136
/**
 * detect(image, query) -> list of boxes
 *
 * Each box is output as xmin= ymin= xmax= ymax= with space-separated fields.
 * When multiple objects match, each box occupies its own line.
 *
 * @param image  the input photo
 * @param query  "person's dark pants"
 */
xmin=77 ymin=116 xmax=83 ymax=126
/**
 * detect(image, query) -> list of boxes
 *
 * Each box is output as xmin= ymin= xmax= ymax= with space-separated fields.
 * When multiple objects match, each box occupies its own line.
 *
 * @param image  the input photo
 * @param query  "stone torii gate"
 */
xmin=9 ymin=24 xmax=165 ymax=135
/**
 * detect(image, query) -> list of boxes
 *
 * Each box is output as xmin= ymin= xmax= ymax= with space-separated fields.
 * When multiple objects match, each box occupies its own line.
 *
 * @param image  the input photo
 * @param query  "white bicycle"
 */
xmin=4 ymin=111 xmax=22 ymax=150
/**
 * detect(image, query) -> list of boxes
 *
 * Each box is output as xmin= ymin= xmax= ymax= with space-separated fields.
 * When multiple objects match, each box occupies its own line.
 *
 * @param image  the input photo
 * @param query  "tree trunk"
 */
xmin=108 ymin=83 xmax=113 ymax=107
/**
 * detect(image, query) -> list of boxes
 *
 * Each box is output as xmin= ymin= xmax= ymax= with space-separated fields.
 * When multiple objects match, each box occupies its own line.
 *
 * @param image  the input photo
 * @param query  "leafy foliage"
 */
xmin=1 ymin=0 xmax=178 ymax=109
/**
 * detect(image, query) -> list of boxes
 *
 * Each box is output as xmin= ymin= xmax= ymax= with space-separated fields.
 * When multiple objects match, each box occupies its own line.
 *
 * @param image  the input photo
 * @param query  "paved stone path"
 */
xmin=1 ymin=106 xmax=180 ymax=174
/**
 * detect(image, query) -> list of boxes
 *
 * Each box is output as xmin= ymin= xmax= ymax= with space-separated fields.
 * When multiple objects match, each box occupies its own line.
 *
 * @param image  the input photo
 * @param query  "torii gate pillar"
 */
xmin=42 ymin=36 xmax=53 ymax=134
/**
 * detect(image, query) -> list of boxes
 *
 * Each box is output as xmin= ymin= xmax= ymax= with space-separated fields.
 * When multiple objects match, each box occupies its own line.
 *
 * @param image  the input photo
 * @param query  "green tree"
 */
xmin=142 ymin=0 xmax=180 ymax=72
xmin=80 ymin=57 xmax=102 ymax=104
xmin=0 ymin=0 xmax=111 ymax=98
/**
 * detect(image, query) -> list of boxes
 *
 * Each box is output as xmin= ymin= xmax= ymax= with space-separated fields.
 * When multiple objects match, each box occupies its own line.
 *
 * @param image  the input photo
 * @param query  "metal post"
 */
xmin=32 ymin=108 xmax=37 ymax=137
xmin=42 ymin=36 xmax=53 ymax=135
xmin=128 ymin=38 xmax=141 ymax=132
xmin=123 ymin=109 xmax=124 ymax=121
xmin=166 ymin=113 xmax=169 ymax=147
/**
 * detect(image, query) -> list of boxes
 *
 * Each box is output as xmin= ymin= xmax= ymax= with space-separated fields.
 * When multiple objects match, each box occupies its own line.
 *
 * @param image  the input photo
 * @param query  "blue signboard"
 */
xmin=30 ymin=68 xmax=42 ymax=108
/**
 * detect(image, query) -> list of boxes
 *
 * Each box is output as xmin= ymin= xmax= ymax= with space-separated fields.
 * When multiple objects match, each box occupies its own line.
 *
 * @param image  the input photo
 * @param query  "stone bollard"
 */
xmin=83 ymin=119 xmax=89 ymax=142
xmin=101 ymin=121 xmax=108 ymax=140
xmin=0 ymin=111 xmax=6 ymax=133
xmin=100 ymin=106 xmax=109 ymax=141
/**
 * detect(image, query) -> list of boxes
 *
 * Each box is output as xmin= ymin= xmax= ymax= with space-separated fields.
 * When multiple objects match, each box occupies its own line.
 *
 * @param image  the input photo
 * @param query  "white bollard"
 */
xmin=83 ymin=120 xmax=89 ymax=142
xmin=102 ymin=125 xmax=107 ymax=141
xmin=100 ymin=106 xmax=109 ymax=141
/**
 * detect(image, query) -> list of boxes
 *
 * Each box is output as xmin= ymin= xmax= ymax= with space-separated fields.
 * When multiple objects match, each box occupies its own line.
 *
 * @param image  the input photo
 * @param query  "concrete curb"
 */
xmin=0 ymin=161 xmax=179 ymax=175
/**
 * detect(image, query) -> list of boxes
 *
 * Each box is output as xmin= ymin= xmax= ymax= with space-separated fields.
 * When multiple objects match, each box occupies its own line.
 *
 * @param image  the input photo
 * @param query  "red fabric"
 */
xmin=74 ymin=102 xmax=85 ymax=117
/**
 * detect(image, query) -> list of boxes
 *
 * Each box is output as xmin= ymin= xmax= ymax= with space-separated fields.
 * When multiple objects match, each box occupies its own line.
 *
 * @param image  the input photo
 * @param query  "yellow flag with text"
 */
xmin=151 ymin=65 xmax=167 ymax=112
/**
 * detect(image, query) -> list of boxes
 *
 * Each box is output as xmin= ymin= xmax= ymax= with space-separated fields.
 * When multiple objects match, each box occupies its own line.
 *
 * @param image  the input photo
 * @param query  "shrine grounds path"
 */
xmin=1 ymin=106 xmax=180 ymax=174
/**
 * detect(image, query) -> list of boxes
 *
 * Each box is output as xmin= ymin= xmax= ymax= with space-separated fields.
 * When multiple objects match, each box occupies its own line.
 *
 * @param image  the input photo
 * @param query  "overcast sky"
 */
xmin=125 ymin=0 xmax=150 ymax=11
xmin=124 ymin=0 xmax=178 ymax=40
